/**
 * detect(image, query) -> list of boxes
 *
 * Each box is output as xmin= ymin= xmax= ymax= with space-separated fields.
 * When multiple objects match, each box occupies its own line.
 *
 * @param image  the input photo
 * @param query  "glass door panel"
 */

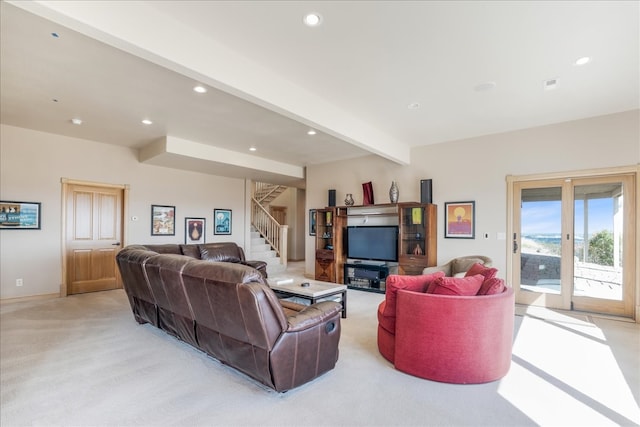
xmin=514 ymin=182 xmax=568 ymax=309
xmin=511 ymin=173 xmax=635 ymax=318
xmin=571 ymin=175 xmax=634 ymax=317
xmin=573 ymin=182 xmax=622 ymax=300
xmin=520 ymin=186 xmax=563 ymax=295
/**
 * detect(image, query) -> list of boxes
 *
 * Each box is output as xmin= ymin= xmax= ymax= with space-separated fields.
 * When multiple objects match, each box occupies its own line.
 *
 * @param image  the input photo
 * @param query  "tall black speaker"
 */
xmin=420 ymin=179 xmax=432 ymax=204
xmin=328 ymin=189 xmax=336 ymax=207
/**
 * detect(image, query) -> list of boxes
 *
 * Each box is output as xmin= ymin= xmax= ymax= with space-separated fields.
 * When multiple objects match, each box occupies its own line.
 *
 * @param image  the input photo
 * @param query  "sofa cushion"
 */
xmin=382 ymin=272 xmax=445 ymax=319
xmin=465 ymin=262 xmax=498 ymax=280
xmin=199 ymin=243 xmax=242 ymax=263
xmin=141 ymin=244 xmax=182 ymax=255
xmin=477 ymin=277 xmax=506 ymax=295
xmin=180 ymin=244 xmax=201 ymax=259
xmin=452 ymin=257 xmax=487 ymax=274
xmin=426 ymin=274 xmax=484 ymax=296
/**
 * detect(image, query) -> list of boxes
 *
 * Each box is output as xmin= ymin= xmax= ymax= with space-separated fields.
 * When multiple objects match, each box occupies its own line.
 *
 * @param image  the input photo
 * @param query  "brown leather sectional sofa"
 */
xmin=116 ymin=243 xmax=342 ymax=392
xmin=139 ymin=241 xmax=269 ymax=277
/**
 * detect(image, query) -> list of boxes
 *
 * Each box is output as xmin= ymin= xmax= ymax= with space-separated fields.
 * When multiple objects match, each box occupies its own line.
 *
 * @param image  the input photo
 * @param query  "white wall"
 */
xmin=0 ymin=124 xmax=249 ymax=299
xmin=271 ymin=187 xmax=306 ymax=261
xmin=2 ymin=110 xmax=638 ymax=298
xmin=306 ymin=110 xmax=640 ymax=278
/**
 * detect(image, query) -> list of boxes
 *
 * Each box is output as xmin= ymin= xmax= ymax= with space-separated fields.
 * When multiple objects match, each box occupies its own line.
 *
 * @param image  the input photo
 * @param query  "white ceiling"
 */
xmin=1 ymin=1 xmax=638 ymax=186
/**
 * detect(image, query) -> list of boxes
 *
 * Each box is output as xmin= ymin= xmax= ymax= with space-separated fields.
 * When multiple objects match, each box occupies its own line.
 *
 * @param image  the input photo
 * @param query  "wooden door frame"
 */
xmin=506 ymin=164 xmax=638 ymax=322
xmin=60 ymin=178 xmax=129 ymax=297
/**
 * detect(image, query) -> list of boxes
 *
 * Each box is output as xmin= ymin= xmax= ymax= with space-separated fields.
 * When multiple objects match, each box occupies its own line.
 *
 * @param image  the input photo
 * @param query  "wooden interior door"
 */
xmin=270 ymin=205 xmax=286 ymax=225
xmin=65 ymin=183 xmax=124 ymax=295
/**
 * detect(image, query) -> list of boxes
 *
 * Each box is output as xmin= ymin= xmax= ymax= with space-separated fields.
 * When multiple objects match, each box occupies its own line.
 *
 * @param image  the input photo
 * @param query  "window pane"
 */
xmin=573 ymin=183 xmax=623 ymax=301
xmin=520 ymin=187 xmax=562 ymax=294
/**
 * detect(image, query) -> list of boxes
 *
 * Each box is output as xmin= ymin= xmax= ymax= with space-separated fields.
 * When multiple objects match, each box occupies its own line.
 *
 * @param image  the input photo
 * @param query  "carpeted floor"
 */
xmin=1 ymin=267 xmax=639 ymax=426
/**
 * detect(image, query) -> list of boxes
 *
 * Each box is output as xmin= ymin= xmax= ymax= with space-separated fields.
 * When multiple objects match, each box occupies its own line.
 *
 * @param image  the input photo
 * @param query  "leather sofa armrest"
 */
xmin=244 ymin=260 xmax=268 ymax=278
xmin=286 ymin=301 xmax=341 ymax=332
xmin=279 ymin=300 xmax=307 ymax=312
xmin=271 ymin=300 xmax=341 ymax=391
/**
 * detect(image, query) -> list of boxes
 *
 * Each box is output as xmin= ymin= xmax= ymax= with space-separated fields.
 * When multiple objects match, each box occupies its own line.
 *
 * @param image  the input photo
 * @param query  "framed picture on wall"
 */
xmin=151 ymin=205 xmax=175 ymax=236
xmin=0 ymin=201 xmax=41 ymax=230
xmin=309 ymin=209 xmax=316 ymax=236
xmin=185 ymin=217 xmax=205 ymax=244
xmin=444 ymin=201 xmax=475 ymax=239
xmin=214 ymin=209 xmax=232 ymax=235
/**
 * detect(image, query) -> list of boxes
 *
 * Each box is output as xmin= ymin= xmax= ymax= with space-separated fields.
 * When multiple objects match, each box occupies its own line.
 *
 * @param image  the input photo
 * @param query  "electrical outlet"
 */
xmin=16 ymin=278 xmax=23 ymax=287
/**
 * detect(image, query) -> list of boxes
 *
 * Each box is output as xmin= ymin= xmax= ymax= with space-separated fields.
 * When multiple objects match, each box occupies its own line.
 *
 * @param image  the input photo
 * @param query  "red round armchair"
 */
xmin=377 ymin=266 xmax=515 ymax=384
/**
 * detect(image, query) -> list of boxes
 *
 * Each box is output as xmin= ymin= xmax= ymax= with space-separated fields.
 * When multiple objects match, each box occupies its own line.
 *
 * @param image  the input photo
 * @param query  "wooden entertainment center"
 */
xmin=314 ymin=202 xmax=437 ymax=293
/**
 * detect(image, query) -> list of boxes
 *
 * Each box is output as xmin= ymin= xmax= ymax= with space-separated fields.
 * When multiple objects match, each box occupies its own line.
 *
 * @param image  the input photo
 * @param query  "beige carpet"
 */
xmin=1 ymin=284 xmax=639 ymax=426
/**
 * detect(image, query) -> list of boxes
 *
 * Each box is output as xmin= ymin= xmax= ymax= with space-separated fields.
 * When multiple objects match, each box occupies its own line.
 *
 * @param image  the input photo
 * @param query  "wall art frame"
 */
xmin=444 ymin=201 xmax=475 ymax=239
xmin=151 ymin=204 xmax=175 ymax=236
xmin=185 ymin=217 xmax=206 ymax=244
xmin=309 ymin=209 xmax=316 ymax=236
xmin=0 ymin=201 xmax=41 ymax=230
xmin=214 ymin=209 xmax=232 ymax=235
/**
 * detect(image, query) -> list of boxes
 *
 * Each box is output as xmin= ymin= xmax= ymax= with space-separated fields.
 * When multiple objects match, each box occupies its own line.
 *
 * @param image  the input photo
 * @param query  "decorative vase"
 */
xmin=389 ymin=181 xmax=399 ymax=203
xmin=344 ymin=193 xmax=355 ymax=206
xmin=362 ymin=181 xmax=374 ymax=205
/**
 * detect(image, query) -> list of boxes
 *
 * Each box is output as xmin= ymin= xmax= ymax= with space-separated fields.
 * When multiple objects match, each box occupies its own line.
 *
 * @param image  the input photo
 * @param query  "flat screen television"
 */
xmin=346 ymin=225 xmax=398 ymax=262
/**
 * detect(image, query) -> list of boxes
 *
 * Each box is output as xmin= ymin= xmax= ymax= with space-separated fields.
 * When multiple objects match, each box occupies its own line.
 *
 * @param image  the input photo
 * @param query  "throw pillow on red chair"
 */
xmin=477 ymin=277 xmax=506 ymax=295
xmin=382 ymin=272 xmax=445 ymax=319
xmin=426 ymin=274 xmax=484 ymax=296
xmin=465 ymin=262 xmax=498 ymax=280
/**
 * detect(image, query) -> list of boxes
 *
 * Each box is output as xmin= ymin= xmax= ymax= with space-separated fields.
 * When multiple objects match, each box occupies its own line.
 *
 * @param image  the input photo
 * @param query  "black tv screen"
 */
xmin=346 ymin=226 xmax=398 ymax=262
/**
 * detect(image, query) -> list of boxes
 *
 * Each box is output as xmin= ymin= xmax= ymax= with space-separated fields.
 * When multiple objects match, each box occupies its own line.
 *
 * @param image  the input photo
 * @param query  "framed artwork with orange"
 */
xmin=444 ymin=201 xmax=475 ymax=239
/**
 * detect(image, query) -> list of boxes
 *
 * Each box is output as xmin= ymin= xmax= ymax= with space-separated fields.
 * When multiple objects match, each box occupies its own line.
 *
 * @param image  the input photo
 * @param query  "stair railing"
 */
xmin=251 ymin=197 xmax=288 ymax=268
xmin=254 ymin=182 xmax=287 ymax=204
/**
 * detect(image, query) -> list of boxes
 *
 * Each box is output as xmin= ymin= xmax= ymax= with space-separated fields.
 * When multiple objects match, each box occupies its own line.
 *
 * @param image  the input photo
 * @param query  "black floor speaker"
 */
xmin=328 ymin=189 xmax=336 ymax=207
xmin=420 ymin=179 xmax=432 ymax=204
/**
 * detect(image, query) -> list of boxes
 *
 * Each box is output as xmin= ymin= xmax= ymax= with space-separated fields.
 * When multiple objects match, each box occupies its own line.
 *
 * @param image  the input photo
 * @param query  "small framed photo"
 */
xmin=151 ymin=205 xmax=175 ymax=236
xmin=185 ymin=217 xmax=206 ymax=244
xmin=0 ymin=201 xmax=41 ymax=230
xmin=309 ymin=209 xmax=316 ymax=236
xmin=214 ymin=209 xmax=232 ymax=235
xmin=444 ymin=201 xmax=475 ymax=239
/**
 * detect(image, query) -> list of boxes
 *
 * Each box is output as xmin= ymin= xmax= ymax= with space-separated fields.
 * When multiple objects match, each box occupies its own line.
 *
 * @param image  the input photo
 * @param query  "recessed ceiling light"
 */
xmin=71 ymin=118 xmax=82 ymax=125
xmin=249 ymin=146 xmax=257 ymax=152
xmin=307 ymin=129 xmax=317 ymax=135
xmin=574 ymin=56 xmax=591 ymax=66
xmin=407 ymin=102 xmax=421 ymax=110
xmin=543 ymin=78 xmax=559 ymax=91
xmin=303 ymin=13 xmax=322 ymax=27
xmin=474 ymin=81 xmax=497 ymax=92
xmin=193 ymin=85 xmax=207 ymax=94
xmin=141 ymin=119 xmax=153 ymax=125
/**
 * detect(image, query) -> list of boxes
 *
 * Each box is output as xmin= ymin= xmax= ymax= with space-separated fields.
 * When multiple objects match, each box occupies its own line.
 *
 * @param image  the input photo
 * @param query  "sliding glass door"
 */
xmin=510 ymin=172 xmax=635 ymax=318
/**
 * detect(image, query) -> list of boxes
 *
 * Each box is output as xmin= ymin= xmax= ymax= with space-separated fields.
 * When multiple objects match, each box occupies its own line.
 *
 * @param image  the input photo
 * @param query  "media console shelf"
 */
xmin=313 ymin=202 xmax=437 ymax=286
xmin=344 ymin=262 xmax=397 ymax=294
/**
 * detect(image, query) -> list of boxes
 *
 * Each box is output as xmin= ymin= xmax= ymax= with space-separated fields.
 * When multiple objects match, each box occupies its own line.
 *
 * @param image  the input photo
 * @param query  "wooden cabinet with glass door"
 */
xmin=314 ymin=207 xmax=345 ymax=283
xmin=398 ymin=203 xmax=437 ymax=275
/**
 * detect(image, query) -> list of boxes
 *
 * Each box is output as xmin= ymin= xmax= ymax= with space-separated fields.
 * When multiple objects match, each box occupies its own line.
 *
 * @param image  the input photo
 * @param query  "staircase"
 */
xmin=250 ymin=182 xmax=288 ymax=276
xmin=249 ymin=227 xmax=286 ymax=276
xmin=253 ymin=182 xmax=287 ymax=205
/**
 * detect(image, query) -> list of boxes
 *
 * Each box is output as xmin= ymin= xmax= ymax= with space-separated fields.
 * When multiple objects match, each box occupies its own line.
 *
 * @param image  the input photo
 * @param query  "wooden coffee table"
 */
xmin=268 ymin=279 xmax=347 ymax=318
